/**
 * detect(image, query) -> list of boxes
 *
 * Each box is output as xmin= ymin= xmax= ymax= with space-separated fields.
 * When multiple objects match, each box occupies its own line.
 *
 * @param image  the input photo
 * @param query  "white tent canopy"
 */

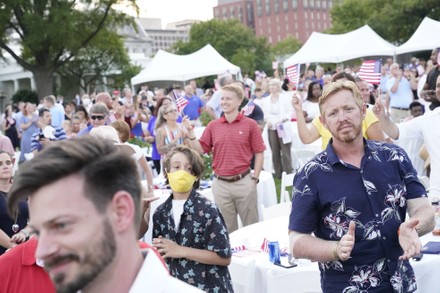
xmin=284 ymin=25 xmax=396 ymax=67
xmin=396 ymin=17 xmax=440 ymax=55
xmin=131 ymin=44 xmax=240 ymax=86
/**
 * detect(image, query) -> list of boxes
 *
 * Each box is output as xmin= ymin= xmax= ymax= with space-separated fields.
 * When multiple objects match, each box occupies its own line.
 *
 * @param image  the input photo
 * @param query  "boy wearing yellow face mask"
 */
xmin=152 ymin=145 xmax=233 ymax=292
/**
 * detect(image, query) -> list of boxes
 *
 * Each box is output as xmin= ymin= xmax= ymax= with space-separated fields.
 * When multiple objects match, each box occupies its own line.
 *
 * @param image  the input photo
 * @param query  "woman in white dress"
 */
xmin=261 ymin=78 xmax=294 ymax=178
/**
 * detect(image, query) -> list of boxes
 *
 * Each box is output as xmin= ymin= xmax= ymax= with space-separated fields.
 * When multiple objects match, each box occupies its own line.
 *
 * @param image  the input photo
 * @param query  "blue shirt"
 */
xmin=30 ymin=127 xmax=67 ymax=152
xmin=182 ymin=95 xmax=204 ymax=120
xmin=152 ymin=190 xmax=233 ymax=292
xmin=289 ymin=139 xmax=426 ymax=293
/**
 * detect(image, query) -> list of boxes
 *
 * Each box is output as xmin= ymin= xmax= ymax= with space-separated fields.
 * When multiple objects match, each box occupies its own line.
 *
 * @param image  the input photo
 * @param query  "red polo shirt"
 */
xmin=0 ymin=237 xmax=56 ymax=293
xmin=199 ymin=113 xmax=266 ymax=176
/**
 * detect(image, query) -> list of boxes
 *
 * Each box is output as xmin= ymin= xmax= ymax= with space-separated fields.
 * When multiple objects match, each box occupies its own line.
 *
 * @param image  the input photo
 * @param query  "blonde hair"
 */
xmin=155 ymin=103 xmax=176 ymax=131
xmin=221 ymin=83 xmax=244 ymax=101
xmin=319 ymin=80 xmax=364 ymax=115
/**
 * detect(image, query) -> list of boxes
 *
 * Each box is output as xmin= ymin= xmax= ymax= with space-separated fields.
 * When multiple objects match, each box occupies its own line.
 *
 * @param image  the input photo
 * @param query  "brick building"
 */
xmin=214 ymin=0 xmax=334 ymax=44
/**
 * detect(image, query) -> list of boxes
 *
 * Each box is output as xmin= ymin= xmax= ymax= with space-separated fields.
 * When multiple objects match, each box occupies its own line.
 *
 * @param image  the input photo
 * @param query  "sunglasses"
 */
xmin=91 ymin=115 xmax=106 ymax=121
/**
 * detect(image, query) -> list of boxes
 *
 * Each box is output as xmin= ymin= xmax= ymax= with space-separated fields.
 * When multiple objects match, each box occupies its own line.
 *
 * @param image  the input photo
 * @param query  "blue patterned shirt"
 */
xmin=289 ymin=139 xmax=427 ymax=293
xmin=153 ymin=190 xmax=233 ymax=293
xmin=30 ymin=126 xmax=67 ymax=152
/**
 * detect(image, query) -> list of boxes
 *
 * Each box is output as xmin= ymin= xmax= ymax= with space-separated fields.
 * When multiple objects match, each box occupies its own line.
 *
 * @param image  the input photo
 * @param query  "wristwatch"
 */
xmin=251 ymin=176 xmax=259 ymax=184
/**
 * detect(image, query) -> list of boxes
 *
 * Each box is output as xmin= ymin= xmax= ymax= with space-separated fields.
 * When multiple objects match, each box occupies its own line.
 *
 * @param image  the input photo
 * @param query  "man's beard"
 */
xmin=334 ymin=121 xmax=362 ymax=143
xmin=46 ymin=219 xmax=117 ymax=293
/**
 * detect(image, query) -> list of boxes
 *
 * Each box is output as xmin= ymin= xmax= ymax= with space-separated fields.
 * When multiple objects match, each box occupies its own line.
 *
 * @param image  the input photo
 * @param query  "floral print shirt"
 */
xmin=153 ymin=190 xmax=233 ymax=293
xmin=289 ymin=139 xmax=427 ymax=293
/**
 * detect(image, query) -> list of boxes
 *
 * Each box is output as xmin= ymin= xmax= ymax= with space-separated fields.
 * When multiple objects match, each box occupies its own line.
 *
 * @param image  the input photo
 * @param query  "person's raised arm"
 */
xmin=365 ymin=122 xmax=386 ymax=142
xmin=182 ymin=117 xmax=204 ymax=155
xmin=291 ymin=93 xmax=320 ymax=144
xmin=373 ymin=99 xmax=400 ymax=139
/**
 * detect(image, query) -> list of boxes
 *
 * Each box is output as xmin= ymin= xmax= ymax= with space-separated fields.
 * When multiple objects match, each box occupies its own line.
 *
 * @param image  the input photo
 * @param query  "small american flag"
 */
xmin=241 ymin=101 xmax=255 ymax=116
xmin=261 ymin=238 xmax=269 ymax=252
xmin=231 ymin=245 xmax=247 ymax=253
xmin=172 ymin=90 xmax=188 ymax=112
xmin=358 ymin=60 xmax=382 ymax=84
xmin=286 ymin=64 xmax=300 ymax=84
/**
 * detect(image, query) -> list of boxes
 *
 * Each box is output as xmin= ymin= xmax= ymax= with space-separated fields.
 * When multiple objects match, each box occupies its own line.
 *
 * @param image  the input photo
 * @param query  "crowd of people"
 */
xmin=0 ymin=47 xmax=438 ymax=292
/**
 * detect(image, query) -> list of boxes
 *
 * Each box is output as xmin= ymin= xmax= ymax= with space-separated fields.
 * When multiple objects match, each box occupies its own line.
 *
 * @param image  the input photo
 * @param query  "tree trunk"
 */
xmin=32 ymin=69 xmax=54 ymax=99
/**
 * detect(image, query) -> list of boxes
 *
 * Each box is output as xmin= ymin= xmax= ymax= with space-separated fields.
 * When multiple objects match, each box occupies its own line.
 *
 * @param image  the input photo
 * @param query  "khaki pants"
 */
xmin=212 ymin=173 xmax=258 ymax=233
xmin=390 ymin=107 xmax=410 ymax=123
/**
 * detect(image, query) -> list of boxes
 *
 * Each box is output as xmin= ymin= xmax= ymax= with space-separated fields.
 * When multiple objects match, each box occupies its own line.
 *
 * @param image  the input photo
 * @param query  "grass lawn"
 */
xmin=273 ymin=175 xmax=292 ymax=203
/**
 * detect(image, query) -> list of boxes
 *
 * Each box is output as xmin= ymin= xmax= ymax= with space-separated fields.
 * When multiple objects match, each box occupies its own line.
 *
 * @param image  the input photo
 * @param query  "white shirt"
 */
xmin=130 ymin=248 xmax=202 ymax=292
xmin=398 ymin=107 xmax=440 ymax=195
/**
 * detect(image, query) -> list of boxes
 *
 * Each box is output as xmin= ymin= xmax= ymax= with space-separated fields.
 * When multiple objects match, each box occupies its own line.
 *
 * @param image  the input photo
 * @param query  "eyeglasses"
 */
xmin=164 ymin=109 xmax=178 ymax=114
xmin=91 ymin=115 xmax=106 ymax=121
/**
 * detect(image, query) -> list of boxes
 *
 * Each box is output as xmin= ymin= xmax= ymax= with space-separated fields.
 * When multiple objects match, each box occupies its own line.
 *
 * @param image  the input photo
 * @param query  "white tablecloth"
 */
xmin=229 ymin=216 xmax=440 ymax=293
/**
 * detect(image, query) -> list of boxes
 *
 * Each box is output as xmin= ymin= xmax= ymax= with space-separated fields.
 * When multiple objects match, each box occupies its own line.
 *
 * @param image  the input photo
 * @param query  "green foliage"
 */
xmin=329 ymin=0 xmax=440 ymax=44
xmin=271 ymin=36 xmax=302 ymax=60
xmin=57 ymin=30 xmax=132 ymax=93
xmin=0 ymin=0 xmax=138 ymax=97
xmin=128 ymin=136 xmax=150 ymax=149
xmin=12 ymin=89 xmax=39 ymax=104
xmin=199 ymin=111 xmax=214 ymax=127
xmin=173 ymin=19 xmax=273 ymax=74
xmin=201 ymin=154 xmax=213 ymax=180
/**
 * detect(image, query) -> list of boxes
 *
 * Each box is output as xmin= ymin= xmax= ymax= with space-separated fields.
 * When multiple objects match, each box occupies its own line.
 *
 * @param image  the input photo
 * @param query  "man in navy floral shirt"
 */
xmin=289 ymin=80 xmax=435 ymax=293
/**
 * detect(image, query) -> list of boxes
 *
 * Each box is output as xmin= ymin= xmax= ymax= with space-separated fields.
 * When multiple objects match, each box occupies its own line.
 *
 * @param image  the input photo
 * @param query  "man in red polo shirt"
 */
xmin=186 ymin=83 xmax=266 ymax=232
xmin=0 ymin=237 xmax=56 ymax=293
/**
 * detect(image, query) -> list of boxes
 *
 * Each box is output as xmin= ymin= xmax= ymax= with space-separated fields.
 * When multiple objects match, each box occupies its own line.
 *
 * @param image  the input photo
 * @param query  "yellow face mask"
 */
xmin=167 ymin=170 xmax=197 ymax=193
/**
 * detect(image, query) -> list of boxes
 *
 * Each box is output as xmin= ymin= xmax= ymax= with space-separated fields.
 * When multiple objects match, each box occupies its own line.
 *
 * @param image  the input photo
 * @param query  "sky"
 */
xmin=136 ymin=0 xmax=218 ymax=28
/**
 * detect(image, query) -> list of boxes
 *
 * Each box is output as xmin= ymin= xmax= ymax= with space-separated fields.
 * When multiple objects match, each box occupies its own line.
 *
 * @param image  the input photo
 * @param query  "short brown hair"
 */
xmin=111 ymin=120 xmax=131 ymax=143
xmin=319 ymin=80 xmax=364 ymax=115
xmin=8 ymin=136 xmax=142 ymax=229
xmin=162 ymin=145 xmax=205 ymax=189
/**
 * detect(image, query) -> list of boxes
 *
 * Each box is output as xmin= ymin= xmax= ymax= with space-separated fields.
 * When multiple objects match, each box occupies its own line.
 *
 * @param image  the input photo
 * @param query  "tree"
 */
xmin=56 ymin=30 xmax=131 ymax=94
xmin=173 ymin=19 xmax=273 ymax=76
xmin=0 ymin=0 xmax=138 ymax=97
xmin=329 ymin=0 xmax=440 ymax=44
xmin=271 ymin=36 xmax=302 ymax=61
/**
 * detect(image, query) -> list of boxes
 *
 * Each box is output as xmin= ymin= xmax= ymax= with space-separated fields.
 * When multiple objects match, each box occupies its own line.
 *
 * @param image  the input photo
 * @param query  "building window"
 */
xmin=257 ymin=0 xmax=263 ymax=16
xmin=311 ymin=22 xmax=314 ymax=30
xmin=329 ymin=0 xmax=333 ymax=8
xmin=265 ymin=0 xmax=271 ymax=15
xmin=304 ymin=12 xmax=307 ymax=19
xmin=283 ymin=0 xmax=289 ymax=11
xmin=323 ymin=13 xmax=326 ymax=20
xmin=303 ymin=0 xmax=308 ymax=8
xmin=291 ymin=0 xmax=298 ymax=9
xmin=230 ymin=6 xmax=235 ymax=17
xmin=322 ymin=0 xmax=327 ymax=9
xmin=310 ymin=0 xmax=314 ymax=8
xmin=274 ymin=0 xmax=280 ymax=13
xmin=316 ymin=0 xmax=321 ymax=9
xmin=311 ymin=12 xmax=314 ymax=19
xmin=317 ymin=12 xmax=320 ymax=19
xmin=277 ymin=24 xmax=280 ymax=32
xmin=295 ymin=22 xmax=298 ymax=30
xmin=295 ymin=32 xmax=299 ymax=38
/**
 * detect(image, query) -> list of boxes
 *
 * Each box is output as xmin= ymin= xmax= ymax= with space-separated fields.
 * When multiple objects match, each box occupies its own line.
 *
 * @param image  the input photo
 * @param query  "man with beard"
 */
xmin=6 ymin=136 xmax=201 ymax=293
xmin=288 ymin=80 xmax=434 ymax=292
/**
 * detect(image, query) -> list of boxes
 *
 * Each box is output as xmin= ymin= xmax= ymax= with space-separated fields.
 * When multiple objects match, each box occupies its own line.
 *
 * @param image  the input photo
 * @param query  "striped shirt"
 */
xmin=199 ymin=113 xmax=265 ymax=176
xmin=30 ymin=127 xmax=67 ymax=152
